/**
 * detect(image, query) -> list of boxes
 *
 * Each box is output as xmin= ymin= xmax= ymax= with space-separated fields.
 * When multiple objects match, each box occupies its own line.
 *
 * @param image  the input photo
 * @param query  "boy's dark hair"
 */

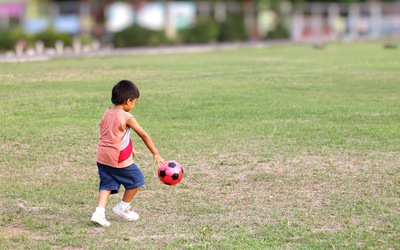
xmin=111 ymin=80 xmax=140 ymax=105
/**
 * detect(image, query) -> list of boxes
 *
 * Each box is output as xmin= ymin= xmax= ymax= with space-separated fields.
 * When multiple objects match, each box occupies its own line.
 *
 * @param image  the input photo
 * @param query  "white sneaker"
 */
xmin=112 ymin=205 xmax=139 ymax=221
xmin=91 ymin=212 xmax=111 ymax=227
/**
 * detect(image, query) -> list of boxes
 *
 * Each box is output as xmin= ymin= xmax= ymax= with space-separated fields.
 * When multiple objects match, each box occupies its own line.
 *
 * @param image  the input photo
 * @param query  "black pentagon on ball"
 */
xmin=168 ymin=162 xmax=177 ymax=168
xmin=171 ymin=173 xmax=179 ymax=180
xmin=159 ymin=170 xmax=166 ymax=178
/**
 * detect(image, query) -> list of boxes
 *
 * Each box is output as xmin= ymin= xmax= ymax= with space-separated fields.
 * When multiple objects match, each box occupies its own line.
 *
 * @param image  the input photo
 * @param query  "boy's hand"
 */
xmin=132 ymin=148 xmax=139 ymax=158
xmin=153 ymin=153 xmax=166 ymax=166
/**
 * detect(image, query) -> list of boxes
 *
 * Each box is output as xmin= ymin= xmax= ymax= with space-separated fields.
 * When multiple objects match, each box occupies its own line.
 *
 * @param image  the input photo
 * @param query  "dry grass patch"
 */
xmin=0 ymin=225 xmax=48 ymax=241
xmin=165 ymin=150 xmax=400 ymax=239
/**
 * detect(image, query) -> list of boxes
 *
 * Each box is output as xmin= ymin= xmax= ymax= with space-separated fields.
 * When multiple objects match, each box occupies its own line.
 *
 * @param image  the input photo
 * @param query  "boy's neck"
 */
xmin=113 ymin=105 xmax=130 ymax=112
xmin=113 ymin=105 xmax=124 ymax=110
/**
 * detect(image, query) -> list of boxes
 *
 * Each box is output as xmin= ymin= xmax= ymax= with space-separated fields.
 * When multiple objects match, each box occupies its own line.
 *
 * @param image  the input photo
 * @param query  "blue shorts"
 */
xmin=97 ymin=162 xmax=146 ymax=194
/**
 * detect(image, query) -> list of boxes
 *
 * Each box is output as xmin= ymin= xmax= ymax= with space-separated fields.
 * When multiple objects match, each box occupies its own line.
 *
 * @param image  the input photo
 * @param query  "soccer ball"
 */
xmin=158 ymin=161 xmax=184 ymax=185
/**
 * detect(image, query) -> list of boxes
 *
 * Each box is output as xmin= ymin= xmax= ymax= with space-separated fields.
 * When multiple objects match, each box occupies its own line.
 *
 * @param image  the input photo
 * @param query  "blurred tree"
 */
xmin=254 ymin=0 xmax=291 ymax=39
xmin=290 ymin=0 xmax=393 ymax=2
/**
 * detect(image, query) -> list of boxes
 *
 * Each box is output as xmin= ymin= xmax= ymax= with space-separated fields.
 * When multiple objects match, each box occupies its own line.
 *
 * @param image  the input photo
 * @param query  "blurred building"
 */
xmin=0 ymin=0 xmax=93 ymax=34
xmin=0 ymin=1 xmax=251 ymax=37
xmin=1 ymin=0 xmax=399 ymax=43
xmin=292 ymin=2 xmax=400 ymax=42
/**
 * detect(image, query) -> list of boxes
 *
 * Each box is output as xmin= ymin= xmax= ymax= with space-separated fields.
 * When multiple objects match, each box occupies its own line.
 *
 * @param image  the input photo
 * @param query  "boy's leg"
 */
xmin=91 ymin=190 xmax=112 ymax=227
xmin=112 ymin=163 xmax=144 ymax=221
xmin=97 ymin=190 xmax=112 ymax=208
xmin=122 ymin=187 xmax=139 ymax=203
xmin=112 ymin=187 xmax=140 ymax=221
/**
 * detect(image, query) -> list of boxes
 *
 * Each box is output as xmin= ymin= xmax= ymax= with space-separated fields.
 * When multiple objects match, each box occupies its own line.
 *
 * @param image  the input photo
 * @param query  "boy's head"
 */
xmin=111 ymin=80 xmax=140 ymax=105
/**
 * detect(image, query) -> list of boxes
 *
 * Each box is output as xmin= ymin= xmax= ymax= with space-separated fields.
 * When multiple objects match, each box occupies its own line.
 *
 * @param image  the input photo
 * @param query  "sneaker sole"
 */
xmin=112 ymin=208 xmax=139 ymax=221
xmin=91 ymin=219 xmax=110 ymax=227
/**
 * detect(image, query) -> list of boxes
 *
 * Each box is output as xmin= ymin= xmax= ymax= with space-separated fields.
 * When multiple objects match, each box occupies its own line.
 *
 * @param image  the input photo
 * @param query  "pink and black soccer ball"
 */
xmin=158 ymin=161 xmax=184 ymax=185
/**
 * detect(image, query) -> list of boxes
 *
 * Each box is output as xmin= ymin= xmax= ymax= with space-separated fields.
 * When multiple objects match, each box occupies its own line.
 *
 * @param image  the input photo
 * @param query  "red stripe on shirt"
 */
xmin=118 ymin=139 xmax=132 ymax=163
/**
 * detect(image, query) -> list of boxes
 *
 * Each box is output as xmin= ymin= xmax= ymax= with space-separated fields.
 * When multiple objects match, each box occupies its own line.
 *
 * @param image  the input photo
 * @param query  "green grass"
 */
xmin=0 ymin=42 xmax=399 ymax=249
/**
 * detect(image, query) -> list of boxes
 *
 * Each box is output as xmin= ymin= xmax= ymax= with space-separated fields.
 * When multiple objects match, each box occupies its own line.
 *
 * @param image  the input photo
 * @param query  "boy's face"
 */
xmin=125 ymin=98 xmax=138 ymax=111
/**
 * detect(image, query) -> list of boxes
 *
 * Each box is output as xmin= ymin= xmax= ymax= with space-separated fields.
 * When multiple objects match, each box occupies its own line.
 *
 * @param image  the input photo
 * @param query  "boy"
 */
xmin=91 ymin=80 xmax=166 ymax=227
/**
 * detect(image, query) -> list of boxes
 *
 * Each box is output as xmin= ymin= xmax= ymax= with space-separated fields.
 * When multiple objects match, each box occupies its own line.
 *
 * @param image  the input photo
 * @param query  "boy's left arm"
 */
xmin=126 ymin=117 xmax=166 ymax=165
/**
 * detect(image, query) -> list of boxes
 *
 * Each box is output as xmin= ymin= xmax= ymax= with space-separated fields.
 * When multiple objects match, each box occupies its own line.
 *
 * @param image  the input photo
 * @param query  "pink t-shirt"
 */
xmin=96 ymin=109 xmax=134 ymax=168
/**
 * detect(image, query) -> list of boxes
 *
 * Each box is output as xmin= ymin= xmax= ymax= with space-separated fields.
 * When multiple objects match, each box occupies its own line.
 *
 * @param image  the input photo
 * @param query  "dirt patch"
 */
xmin=0 ymin=225 xmax=48 ymax=241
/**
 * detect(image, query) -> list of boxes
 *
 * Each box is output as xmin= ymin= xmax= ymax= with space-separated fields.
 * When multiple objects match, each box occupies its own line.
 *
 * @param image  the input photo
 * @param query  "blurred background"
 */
xmin=0 ymin=0 xmax=399 ymax=54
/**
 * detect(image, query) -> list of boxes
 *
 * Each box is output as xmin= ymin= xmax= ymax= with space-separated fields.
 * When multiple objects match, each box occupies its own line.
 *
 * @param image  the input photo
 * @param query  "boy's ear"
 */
xmin=126 ymin=98 xmax=137 ymax=104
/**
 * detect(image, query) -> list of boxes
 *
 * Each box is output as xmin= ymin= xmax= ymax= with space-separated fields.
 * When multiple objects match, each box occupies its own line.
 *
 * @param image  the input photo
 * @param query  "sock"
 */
xmin=118 ymin=201 xmax=130 ymax=211
xmin=95 ymin=207 xmax=106 ymax=215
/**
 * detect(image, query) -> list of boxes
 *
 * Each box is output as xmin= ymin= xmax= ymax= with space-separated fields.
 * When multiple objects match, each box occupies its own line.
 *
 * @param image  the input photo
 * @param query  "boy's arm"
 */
xmin=126 ymin=117 xmax=166 ymax=165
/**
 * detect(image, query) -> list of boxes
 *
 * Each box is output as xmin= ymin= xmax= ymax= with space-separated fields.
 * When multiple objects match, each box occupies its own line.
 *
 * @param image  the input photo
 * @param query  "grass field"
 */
xmin=0 ymin=42 xmax=399 ymax=249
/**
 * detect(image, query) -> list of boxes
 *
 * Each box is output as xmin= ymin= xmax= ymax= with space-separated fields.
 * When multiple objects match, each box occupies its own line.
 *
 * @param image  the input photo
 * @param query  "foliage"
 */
xmin=265 ymin=23 xmax=290 ymax=39
xmin=0 ymin=28 xmax=72 ymax=51
xmin=180 ymin=17 xmax=220 ymax=44
xmin=113 ymin=14 xmax=250 ymax=47
xmin=291 ymin=0 xmax=361 ymax=3
xmin=33 ymin=29 xmax=72 ymax=47
xmin=0 ymin=29 xmax=15 ymax=51
xmin=0 ymin=28 xmax=29 ymax=52
xmin=113 ymin=25 xmax=170 ymax=47
xmin=217 ymin=14 xmax=249 ymax=42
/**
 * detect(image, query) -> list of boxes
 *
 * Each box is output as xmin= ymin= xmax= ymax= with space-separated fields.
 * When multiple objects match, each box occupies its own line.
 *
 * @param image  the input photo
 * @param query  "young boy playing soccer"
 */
xmin=91 ymin=80 xmax=166 ymax=227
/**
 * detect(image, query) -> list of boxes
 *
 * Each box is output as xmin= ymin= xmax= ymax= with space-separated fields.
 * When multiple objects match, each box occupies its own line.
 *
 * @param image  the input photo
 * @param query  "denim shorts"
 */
xmin=97 ymin=162 xmax=146 ymax=194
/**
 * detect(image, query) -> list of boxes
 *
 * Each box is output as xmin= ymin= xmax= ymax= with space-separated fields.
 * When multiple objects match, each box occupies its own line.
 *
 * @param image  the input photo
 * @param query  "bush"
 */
xmin=34 ymin=29 xmax=72 ymax=47
xmin=265 ymin=23 xmax=290 ymax=40
xmin=0 ymin=28 xmax=30 ymax=51
xmin=180 ymin=18 xmax=220 ymax=44
xmin=113 ymin=25 xmax=169 ymax=47
xmin=0 ymin=29 xmax=14 ymax=51
xmin=217 ymin=15 xmax=248 ymax=42
xmin=0 ymin=28 xmax=74 ymax=52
